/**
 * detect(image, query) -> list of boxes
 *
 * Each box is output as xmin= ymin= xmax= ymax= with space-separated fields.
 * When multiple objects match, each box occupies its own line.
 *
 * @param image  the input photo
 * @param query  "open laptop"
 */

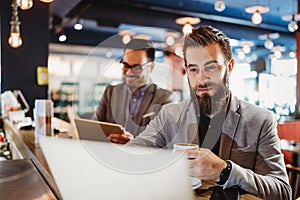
xmin=39 ymin=137 xmax=194 ymax=200
xmin=74 ymin=118 xmax=123 ymax=142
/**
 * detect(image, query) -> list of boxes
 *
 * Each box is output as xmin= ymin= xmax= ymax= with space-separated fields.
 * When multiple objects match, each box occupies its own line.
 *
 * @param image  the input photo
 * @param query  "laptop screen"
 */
xmin=40 ymin=137 xmax=194 ymax=200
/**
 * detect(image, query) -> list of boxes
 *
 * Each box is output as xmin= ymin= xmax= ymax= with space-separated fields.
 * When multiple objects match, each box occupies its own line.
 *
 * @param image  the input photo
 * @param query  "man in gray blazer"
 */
xmin=94 ymin=38 xmax=177 ymax=144
xmin=129 ymin=26 xmax=291 ymax=199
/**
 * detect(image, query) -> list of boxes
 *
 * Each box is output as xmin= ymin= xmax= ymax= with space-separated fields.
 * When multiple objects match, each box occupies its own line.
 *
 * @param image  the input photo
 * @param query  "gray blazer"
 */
xmin=94 ymin=83 xmax=177 ymax=136
xmin=129 ymin=95 xmax=292 ymax=199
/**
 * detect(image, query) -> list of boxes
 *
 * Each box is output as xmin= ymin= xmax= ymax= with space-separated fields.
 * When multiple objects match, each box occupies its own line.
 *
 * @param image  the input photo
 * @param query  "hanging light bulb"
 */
xmin=8 ymin=0 xmax=22 ymax=48
xmin=19 ymin=0 xmax=33 ymax=10
xmin=245 ymin=5 xmax=269 ymax=25
xmin=8 ymin=32 xmax=22 ymax=48
xmin=175 ymin=17 xmax=200 ymax=34
xmin=264 ymin=38 xmax=274 ymax=49
xmin=288 ymin=15 xmax=298 ymax=32
xmin=214 ymin=0 xmax=226 ymax=12
xmin=182 ymin=23 xmax=193 ymax=35
xmin=252 ymin=10 xmax=262 ymax=25
xmin=288 ymin=20 xmax=298 ymax=32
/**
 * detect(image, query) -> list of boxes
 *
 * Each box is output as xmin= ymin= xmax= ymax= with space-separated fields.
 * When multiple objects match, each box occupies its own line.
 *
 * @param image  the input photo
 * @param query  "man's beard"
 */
xmin=194 ymin=70 xmax=230 ymax=116
xmin=123 ymin=74 xmax=144 ymax=89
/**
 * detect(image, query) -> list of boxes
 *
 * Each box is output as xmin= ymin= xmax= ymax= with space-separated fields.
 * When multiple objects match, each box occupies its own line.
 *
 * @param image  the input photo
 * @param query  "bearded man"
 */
xmin=128 ymin=26 xmax=291 ymax=200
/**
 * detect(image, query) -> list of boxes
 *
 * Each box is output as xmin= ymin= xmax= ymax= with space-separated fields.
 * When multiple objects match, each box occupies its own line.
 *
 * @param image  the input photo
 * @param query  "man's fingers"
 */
xmin=187 ymin=148 xmax=211 ymax=159
xmin=108 ymin=133 xmax=131 ymax=144
xmin=186 ymin=149 xmax=199 ymax=159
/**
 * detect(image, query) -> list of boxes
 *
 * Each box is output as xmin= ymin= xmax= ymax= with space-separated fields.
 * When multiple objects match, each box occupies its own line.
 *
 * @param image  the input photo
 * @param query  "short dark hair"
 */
xmin=124 ymin=38 xmax=155 ymax=62
xmin=183 ymin=26 xmax=232 ymax=66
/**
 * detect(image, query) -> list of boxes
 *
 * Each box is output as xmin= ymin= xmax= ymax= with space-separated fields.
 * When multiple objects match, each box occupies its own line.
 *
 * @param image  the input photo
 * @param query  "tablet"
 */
xmin=74 ymin=118 xmax=123 ymax=142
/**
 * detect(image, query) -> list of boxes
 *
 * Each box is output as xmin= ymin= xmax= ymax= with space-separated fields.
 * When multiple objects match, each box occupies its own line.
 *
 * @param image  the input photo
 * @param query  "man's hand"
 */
xmin=186 ymin=148 xmax=227 ymax=182
xmin=108 ymin=130 xmax=133 ymax=144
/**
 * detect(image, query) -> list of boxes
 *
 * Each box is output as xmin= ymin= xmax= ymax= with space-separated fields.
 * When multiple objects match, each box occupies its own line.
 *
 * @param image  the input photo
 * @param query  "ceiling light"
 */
xmin=8 ymin=32 xmax=22 ymax=48
xmin=282 ymin=13 xmax=300 ymax=32
xmin=175 ymin=17 xmax=200 ymax=35
xmin=119 ymin=30 xmax=135 ymax=44
xmin=133 ymin=34 xmax=151 ymax=40
xmin=243 ymin=44 xmax=251 ymax=54
xmin=105 ymin=49 xmax=112 ymax=58
xmin=74 ymin=20 xmax=83 ymax=30
xmin=166 ymin=35 xmax=175 ymax=46
xmin=264 ymin=39 xmax=274 ymax=49
xmin=214 ymin=0 xmax=226 ymax=12
xmin=288 ymin=20 xmax=298 ymax=32
xmin=122 ymin=35 xmax=131 ymax=44
xmin=271 ymin=46 xmax=286 ymax=59
xmin=245 ymin=5 xmax=269 ymax=25
xmin=19 ymin=0 xmax=33 ymax=10
xmin=74 ymin=23 xmax=83 ymax=30
xmin=251 ymin=11 xmax=262 ymax=25
xmin=40 ymin=0 xmax=53 ymax=2
xmin=182 ymin=23 xmax=193 ymax=35
xmin=245 ymin=57 xmax=252 ymax=63
xmin=258 ymin=33 xmax=279 ymax=49
xmin=289 ymin=51 xmax=296 ymax=58
xmin=237 ymin=50 xmax=245 ymax=60
xmin=240 ymin=41 xmax=254 ymax=54
xmin=288 ymin=19 xmax=298 ymax=32
xmin=58 ymin=34 xmax=67 ymax=42
xmin=8 ymin=0 xmax=22 ymax=48
xmin=274 ymin=50 xmax=282 ymax=59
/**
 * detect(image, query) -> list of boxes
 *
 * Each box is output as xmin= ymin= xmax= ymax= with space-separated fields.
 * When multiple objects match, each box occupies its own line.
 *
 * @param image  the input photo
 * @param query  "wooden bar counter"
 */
xmin=3 ymin=118 xmax=73 ymax=200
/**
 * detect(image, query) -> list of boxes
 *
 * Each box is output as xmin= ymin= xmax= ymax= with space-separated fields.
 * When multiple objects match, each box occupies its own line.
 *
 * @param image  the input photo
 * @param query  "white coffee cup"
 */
xmin=173 ymin=143 xmax=199 ymax=152
xmin=173 ymin=143 xmax=201 ymax=188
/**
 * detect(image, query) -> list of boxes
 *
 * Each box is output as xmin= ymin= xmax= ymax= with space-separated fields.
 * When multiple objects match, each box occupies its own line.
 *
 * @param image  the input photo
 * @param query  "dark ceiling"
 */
xmin=49 ymin=0 xmax=298 ymax=59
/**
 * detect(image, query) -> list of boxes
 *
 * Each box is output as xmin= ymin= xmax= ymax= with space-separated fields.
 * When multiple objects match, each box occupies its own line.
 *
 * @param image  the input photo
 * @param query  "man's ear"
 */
xmin=149 ymin=61 xmax=155 ymax=72
xmin=228 ymin=58 xmax=234 ymax=72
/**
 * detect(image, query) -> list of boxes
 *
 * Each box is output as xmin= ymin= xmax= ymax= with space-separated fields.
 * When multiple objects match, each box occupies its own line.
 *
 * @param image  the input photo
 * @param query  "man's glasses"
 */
xmin=120 ymin=61 xmax=151 ymax=73
xmin=186 ymin=63 xmax=220 ymax=75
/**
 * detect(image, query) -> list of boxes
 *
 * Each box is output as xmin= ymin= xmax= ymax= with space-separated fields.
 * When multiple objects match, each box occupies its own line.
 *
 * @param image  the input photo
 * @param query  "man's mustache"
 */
xmin=197 ymin=82 xmax=213 ymax=89
xmin=124 ymin=74 xmax=140 ymax=79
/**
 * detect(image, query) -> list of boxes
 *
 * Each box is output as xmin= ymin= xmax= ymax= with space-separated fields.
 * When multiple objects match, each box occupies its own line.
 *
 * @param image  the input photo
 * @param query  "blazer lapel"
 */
xmin=111 ymin=84 xmax=128 ymax=125
xmin=219 ymin=96 xmax=241 ymax=160
xmin=187 ymin=103 xmax=199 ymax=144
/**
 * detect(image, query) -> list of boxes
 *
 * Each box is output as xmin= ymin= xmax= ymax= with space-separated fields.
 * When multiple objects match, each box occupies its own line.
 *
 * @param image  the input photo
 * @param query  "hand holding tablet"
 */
xmin=74 ymin=118 xmax=126 ymax=142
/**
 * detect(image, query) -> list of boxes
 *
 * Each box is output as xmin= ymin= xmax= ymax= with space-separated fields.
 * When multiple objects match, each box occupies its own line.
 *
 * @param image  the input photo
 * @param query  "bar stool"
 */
xmin=286 ymin=164 xmax=300 ymax=200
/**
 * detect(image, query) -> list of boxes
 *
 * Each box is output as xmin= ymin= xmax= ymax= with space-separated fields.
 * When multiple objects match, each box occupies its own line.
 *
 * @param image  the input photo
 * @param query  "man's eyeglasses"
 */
xmin=186 ymin=63 xmax=220 ymax=75
xmin=120 ymin=61 xmax=151 ymax=73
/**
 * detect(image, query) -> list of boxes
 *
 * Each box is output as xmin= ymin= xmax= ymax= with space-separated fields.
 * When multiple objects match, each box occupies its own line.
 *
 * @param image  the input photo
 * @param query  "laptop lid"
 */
xmin=74 ymin=118 xmax=123 ymax=142
xmin=40 ymin=137 xmax=194 ymax=200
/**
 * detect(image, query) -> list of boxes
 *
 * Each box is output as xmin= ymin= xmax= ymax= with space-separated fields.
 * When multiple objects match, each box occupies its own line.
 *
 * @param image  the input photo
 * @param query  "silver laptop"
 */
xmin=74 ymin=118 xmax=123 ymax=142
xmin=40 ymin=137 xmax=194 ymax=200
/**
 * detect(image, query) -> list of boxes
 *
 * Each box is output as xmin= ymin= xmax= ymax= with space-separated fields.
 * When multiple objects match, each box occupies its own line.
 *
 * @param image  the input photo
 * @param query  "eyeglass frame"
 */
xmin=120 ymin=60 xmax=152 ymax=73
